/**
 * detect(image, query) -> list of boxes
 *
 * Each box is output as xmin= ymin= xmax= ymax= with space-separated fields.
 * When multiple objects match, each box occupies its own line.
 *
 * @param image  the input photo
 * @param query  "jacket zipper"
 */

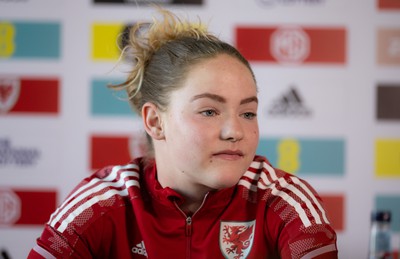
xmin=186 ymin=216 xmax=192 ymax=236
xmin=186 ymin=216 xmax=192 ymax=258
xmin=174 ymin=194 xmax=209 ymax=259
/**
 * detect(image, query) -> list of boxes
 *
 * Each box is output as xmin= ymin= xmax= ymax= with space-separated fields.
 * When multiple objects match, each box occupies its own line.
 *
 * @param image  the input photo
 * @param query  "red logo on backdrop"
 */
xmin=0 ymin=189 xmax=20 ymax=225
xmin=0 ymin=188 xmax=57 ymax=226
xmin=90 ymin=132 xmax=147 ymax=170
xmin=0 ymin=76 xmax=59 ymax=115
xmin=270 ymin=26 xmax=310 ymax=64
xmin=378 ymin=0 xmax=400 ymax=9
xmin=320 ymin=194 xmax=345 ymax=231
xmin=236 ymin=26 xmax=346 ymax=64
xmin=0 ymin=78 xmax=20 ymax=113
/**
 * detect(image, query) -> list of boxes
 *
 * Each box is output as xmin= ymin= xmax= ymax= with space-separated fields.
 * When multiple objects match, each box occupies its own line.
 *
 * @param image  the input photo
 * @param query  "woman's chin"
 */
xmin=210 ymin=174 xmax=243 ymax=190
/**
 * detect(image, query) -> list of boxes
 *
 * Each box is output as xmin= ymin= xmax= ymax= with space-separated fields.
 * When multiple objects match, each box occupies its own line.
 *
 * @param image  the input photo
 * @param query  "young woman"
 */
xmin=28 ymin=8 xmax=338 ymax=259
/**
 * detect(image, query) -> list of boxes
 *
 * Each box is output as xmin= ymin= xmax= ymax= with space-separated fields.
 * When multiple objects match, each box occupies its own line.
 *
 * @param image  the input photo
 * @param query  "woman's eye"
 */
xmin=201 ymin=110 xmax=217 ymax=117
xmin=242 ymin=112 xmax=257 ymax=120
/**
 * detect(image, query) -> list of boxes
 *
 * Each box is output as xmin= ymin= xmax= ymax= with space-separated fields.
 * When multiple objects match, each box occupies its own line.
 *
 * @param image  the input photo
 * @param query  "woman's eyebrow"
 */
xmin=240 ymin=96 xmax=258 ymax=105
xmin=191 ymin=93 xmax=258 ymax=105
xmin=191 ymin=93 xmax=226 ymax=103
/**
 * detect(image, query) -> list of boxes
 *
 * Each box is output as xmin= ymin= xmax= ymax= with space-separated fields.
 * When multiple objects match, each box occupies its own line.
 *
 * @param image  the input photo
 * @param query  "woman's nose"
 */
xmin=220 ymin=115 xmax=244 ymax=142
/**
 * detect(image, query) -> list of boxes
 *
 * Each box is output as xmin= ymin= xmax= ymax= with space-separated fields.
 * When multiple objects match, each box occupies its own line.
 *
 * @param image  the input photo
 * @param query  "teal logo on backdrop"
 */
xmin=375 ymin=195 xmax=400 ymax=232
xmin=0 ymin=21 xmax=60 ymax=59
xmin=257 ymin=138 xmax=345 ymax=176
xmin=91 ymin=78 xmax=135 ymax=116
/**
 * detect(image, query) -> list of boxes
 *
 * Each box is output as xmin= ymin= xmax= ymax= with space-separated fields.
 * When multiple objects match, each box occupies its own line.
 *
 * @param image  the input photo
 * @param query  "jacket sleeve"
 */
xmin=27 ymin=162 xmax=138 ymax=258
xmin=263 ymin=168 xmax=338 ymax=259
xmin=27 ymin=224 xmax=93 ymax=259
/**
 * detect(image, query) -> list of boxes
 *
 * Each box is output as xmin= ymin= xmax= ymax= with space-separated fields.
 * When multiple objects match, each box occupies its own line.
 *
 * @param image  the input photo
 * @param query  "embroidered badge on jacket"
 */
xmin=219 ymin=220 xmax=256 ymax=259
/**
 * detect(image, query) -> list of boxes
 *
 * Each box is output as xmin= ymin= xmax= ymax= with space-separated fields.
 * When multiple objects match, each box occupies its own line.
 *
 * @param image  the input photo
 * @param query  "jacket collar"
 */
xmin=141 ymin=158 xmax=236 ymax=210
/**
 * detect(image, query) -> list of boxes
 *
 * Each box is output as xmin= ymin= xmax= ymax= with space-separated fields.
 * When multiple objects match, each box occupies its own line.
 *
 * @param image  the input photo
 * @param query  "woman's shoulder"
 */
xmin=47 ymin=158 xmax=145 ymax=235
xmin=241 ymin=155 xmax=316 ymax=191
xmin=239 ymin=155 xmax=329 ymax=226
xmin=241 ymin=156 xmax=337 ymax=258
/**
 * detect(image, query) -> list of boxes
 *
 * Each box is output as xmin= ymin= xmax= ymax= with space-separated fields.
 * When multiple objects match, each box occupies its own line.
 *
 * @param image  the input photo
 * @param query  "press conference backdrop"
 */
xmin=0 ymin=0 xmax=399 ymax=258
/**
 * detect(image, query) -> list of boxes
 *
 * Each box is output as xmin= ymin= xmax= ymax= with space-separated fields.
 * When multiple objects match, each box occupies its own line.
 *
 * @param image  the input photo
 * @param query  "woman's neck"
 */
xmin=179 ymin=197 xmax=205 ymax=215
xmin=156 ymin=169 xmax=210 ymax=214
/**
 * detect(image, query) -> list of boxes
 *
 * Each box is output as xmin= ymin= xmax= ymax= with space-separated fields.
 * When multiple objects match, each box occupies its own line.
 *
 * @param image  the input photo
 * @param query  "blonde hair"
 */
xmin=110 ymin=7 xmax=255 ymax=114
xmin=110 ymin=8 xmax=255 ymax=156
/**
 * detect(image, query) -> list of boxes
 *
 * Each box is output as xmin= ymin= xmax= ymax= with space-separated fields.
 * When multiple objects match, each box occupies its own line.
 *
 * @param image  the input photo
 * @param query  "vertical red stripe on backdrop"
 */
xmin=235 ymin=27 xmax=346 ymax=64
xmin=11 ymin=78 xmax=59 ymax=114
xmin=320 ymin=194 xmax=345 ymax=231
xmin=306 ymin=29 xmax=346 ymax=63
xmin=378 ymin=0 xmax=400 ymax=9
xmin=14 ymin=190 xmax=57 ymax=225
xmin=236 ymin=28 xmax=274 ymax=61
xmin=91 ymin=135 xmax=131 ymax=170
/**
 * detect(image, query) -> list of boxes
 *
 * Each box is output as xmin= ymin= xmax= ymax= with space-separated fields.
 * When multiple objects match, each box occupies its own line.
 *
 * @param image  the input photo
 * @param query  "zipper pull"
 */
xmin=186 ymin=216 xmax=192 ymax=236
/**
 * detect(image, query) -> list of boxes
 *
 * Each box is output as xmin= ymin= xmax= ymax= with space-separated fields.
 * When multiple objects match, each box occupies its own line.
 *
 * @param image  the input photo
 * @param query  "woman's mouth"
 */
xmin=213 ymin=150 xmax=244 ymax=160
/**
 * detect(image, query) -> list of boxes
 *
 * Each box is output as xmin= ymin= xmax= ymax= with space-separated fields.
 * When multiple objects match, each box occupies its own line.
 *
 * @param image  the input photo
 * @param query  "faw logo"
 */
xmin=0 ymin=78 xmax=20 ymax=113
xmin=0 ymin=76 xmax=59 ymax=115
xmin=0 ymin=189 xmax=21 ymax=225
xmin=236 ymin=26 xmax=346 ymax=64
xmin=270 ymin=26 xmax=310 ymax=64
xmin=0 ymin=188 xmax=56 ymax=226
xmin=220 ymin=220 xmax=255 ymax=259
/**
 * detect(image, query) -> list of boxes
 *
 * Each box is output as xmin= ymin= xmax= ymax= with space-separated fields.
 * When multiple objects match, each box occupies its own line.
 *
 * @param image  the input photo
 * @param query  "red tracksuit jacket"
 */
xmin=28 ymin=156 xmax=338 ymax=258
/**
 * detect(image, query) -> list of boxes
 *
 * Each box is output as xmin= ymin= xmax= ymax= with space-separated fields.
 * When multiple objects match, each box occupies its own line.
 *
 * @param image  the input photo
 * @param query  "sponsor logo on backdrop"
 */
xmin=0 ymin=138 xmax=40 ymax=166
xmin=236 ymin=26 xmax=346 ymax=64
xmin=267 ymin=86 xmax=312 ymax=117
xmin=378 ymin=0 xmax=400 ymax=9
xmin=257 ymin=138 xmax=345 ymax=176
xmin=376 ymin=84 xmax=400 ymax=120
xmin=320 ymin=194 xmax=345 ymax=231
xmin=377 ymin=28 xmax=400 ymax=65
xmin=93 ymin=0 xmax=203 ymax=4
xmin=0 ymin=76 xmax=59 ymax=114
xmin=375 ymin=195 xmax=400 ymax=232
xmin=91 ymin=23 xmax=158 ymax=62
xmin=92 ymin=23 xmax=128 ymax=61
xmin=0 ymin=77 xmax=19 ymax=113
xmin=0 ymin=21 xmax=60 ymax=59
xmin=270 ymin=26 xmax=310 ymax=64
xmin=91 ymin=78 xmax=135 ymax=116
xmin=0 ymin=189 xmax=20 ymax=225
xmin=257 ymin=0 xmax=325 ymax=7
xmin=0 ymin=188 xmax=56 ymax=226
xmin=90 ymin=133 xmax=147 ymax=170
xmin=375 ymin=139 xmax=400 ymax=177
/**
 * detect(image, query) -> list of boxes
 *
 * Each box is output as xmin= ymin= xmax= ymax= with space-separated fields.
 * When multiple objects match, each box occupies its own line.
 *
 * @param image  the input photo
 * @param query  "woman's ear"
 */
xmin=142 ymin=102 xmax=165 ymax=140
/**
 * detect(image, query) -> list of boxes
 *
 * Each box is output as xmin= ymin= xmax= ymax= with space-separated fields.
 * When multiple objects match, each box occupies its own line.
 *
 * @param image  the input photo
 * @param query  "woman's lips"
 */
xmin=213 ymin=150 xmax=244 ymax=160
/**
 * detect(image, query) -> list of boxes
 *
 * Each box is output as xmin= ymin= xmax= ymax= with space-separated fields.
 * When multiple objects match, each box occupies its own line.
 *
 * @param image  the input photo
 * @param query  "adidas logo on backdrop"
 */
xmin=131 ymin=241 xmax=148 ymax=257
xmin=267 ymin=86 xmax=312 ymax=117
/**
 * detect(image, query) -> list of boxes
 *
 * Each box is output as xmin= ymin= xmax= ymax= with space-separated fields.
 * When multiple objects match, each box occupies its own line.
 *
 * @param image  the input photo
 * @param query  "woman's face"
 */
xmin=157 ymin=54 xmax=259 ymax=193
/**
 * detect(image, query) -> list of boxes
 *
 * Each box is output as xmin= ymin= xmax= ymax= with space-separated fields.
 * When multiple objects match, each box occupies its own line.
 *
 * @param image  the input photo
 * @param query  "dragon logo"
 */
xmin=219 ymin=220 xmax=255 ymax=259
xmin=0 ymin=77 xmax=20 ymax=113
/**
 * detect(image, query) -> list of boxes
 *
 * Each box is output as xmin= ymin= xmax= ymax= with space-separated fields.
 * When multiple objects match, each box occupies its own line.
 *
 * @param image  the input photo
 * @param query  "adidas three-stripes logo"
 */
xmin=132 ymin=241 xmax=148 ymax=257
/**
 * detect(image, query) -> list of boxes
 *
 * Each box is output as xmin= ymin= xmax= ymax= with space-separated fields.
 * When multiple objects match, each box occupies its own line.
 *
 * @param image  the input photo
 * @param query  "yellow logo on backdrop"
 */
xmin=278 ymin=139 xmax=301 ymax=174
xmin=92 ymin=23 xmax=125 ymax=60
xmin=375 ymin=139 xmax=400 ymax=177
xmin=0 ymin=22 xmax=15 ymax=57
